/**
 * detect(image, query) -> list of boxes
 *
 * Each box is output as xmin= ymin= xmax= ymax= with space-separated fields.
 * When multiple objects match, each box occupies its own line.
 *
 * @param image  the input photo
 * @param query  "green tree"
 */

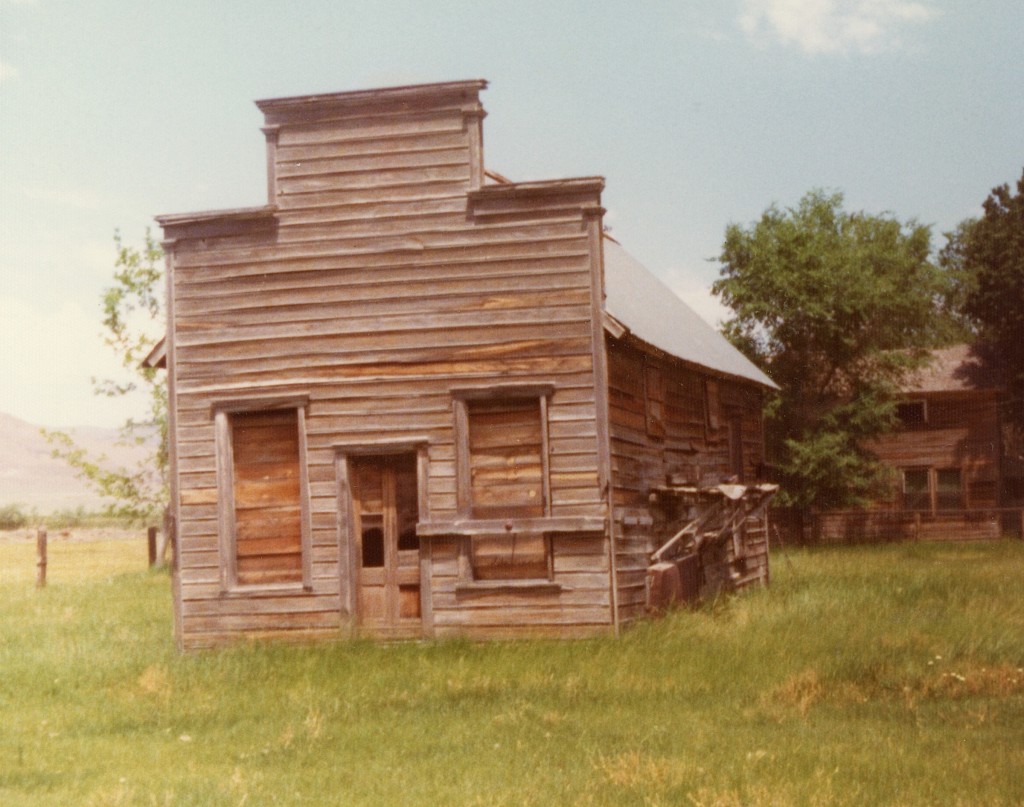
xmin=45 ymin=231 xmax=167 ymax=523
xmin=713 ymin=190 xmax=949 ymax=514
xmin=942 ymin=169 xmax=1024 ymax=393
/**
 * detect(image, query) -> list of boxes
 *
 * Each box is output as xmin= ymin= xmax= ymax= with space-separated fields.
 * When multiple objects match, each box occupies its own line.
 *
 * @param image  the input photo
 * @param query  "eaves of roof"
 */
xmin=602 ymin=239 xmax=776 ymax=389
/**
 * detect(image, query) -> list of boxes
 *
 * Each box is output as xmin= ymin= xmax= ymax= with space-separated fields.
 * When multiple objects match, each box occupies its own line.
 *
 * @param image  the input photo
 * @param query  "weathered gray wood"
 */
xmin=417 ymin=515 xmax=605 ymax=537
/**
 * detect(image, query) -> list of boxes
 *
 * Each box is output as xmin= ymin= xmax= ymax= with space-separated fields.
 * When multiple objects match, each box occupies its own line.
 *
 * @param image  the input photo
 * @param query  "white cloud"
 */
xmin=738 ymin=0 xmax=937 ymax=55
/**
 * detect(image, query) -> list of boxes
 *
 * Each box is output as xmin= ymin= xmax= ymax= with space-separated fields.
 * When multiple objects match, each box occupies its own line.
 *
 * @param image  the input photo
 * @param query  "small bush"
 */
xmin=45 ymin=506 xmax=90 ymax=530
xmin=0 ymin=503 xmax=29 ymax=530
xmin=0 ymin=504 xmax=144 ymax=532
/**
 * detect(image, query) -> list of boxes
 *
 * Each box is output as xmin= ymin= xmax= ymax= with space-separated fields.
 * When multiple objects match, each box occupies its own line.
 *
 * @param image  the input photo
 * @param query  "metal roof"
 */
xmin=603 ymin=239 xmax=776 ymax=388
xmin=900 ymin=344 xmax=1004 ymax=394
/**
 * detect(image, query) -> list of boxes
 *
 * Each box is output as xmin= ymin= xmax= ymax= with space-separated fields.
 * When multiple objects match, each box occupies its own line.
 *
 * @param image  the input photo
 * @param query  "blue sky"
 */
xmin=1 ymin=0 xmax=1021 ymax=428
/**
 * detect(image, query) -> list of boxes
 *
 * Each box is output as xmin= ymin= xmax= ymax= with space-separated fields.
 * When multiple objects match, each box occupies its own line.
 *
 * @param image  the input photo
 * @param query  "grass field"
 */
xmin=1 ymin=535 xmax=1022 ymax=806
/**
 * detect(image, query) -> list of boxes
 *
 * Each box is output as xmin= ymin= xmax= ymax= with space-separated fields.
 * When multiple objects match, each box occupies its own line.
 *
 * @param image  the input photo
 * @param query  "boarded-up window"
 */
xmin=466 ymin=398 xmax=545 ymax=518
xmin=471 ymin=533 xmax=550 ymax=581
xmin=229 ymin=409 xmax=304 ymax=586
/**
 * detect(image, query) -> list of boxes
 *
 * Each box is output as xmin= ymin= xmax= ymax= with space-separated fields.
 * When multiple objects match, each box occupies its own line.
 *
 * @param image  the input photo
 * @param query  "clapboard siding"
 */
xmin=878 ymin=395 xmax=999 ymax=506
xmin=276 ymin=146 xmax=470 ymax=177
xmin=606 ymin=338 xmax=767 ymax=626
xmin=811 ymin=385 xmax=1009 ymax=540
xmin=162 ymin=81 xmax=619 ymax=648
xmin=275 ymin=131 xmax=469 ymax=162
xmin=426 ymin=533 xmax=613 ymax=635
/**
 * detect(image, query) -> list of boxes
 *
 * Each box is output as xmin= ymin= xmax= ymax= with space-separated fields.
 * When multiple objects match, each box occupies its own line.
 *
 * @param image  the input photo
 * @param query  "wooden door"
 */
xmin=350 ymin=454 xmax=421 ymax=637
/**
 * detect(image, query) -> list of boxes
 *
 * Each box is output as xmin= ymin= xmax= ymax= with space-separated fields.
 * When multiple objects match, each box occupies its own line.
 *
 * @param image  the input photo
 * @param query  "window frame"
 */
xmin=900 ymin=466 xmax=965 ymax=514
xmin=901 ymin=467 xmax=931 ymax=511
xmin=934 ymin=467 xmax=963 ymax=512
xmin=214 ymin=397 xmax=312 ymax=593
xmin=897 ymin=399 xmax=928 ymax=428
xmin=452 ymin=383 xmax=554 ymax=521
xmin=451 ymin=383 xmax=556 ymax=586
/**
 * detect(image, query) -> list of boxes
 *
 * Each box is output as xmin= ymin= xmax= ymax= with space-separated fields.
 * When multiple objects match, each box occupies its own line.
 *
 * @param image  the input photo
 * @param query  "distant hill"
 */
xmin=0 ymin=412 xmax=153 ymax=513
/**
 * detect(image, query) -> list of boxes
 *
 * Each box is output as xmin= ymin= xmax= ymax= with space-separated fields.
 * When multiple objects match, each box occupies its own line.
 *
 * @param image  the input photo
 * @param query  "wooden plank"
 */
xmin=275 ymin=129 xmax=469 ymax=161
xmin=274 ymin=110 xmax=465 ymax=147
xmin=276 ymin=146 xmax=470 ymax=178
xmin=171 ymin=232 xmax=590 ymax=271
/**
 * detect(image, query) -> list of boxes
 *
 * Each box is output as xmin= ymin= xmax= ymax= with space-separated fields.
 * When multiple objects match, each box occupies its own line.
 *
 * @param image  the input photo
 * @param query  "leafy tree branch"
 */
xmin=44 ymin=230 xmax=167 ymax=523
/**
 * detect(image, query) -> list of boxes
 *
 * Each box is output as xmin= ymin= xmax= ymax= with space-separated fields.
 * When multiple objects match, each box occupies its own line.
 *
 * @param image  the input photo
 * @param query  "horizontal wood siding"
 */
xmin=166 ymin=86 xmax=611 ymax=647
xmin=866 ymin=391 xmax=1002 ymax=510
xmin=606 ymin=338 xmax=767 ymax=624
xmin=811 ymin=509 xmax=1002 ymax=543
xmin=811 ymin=390 xmax=1006 ymax=543
xmin=427 ymin=534 xmax=613 ymax=639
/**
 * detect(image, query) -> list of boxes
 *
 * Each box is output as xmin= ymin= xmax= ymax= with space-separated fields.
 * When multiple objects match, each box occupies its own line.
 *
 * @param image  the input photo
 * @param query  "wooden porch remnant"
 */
xmin=646 ymin=483 xmax=778 ymax=609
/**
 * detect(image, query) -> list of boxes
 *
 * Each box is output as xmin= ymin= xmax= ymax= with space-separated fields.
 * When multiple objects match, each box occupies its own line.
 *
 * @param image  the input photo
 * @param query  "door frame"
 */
xmin=334 ymin=439 xmax=431 ymax=637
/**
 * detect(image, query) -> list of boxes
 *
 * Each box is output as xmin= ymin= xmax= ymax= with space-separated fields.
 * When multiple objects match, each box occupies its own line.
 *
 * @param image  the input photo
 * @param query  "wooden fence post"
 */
xmin=36 ymin=528 xmax=47 ymax=587
xmin=147 ymin=526 xmax=158 ymax=568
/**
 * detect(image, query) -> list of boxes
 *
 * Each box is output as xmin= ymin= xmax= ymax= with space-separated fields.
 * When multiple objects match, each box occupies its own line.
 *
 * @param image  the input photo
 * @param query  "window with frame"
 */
xmin=902 ymin=468 xmax=931 ymax=511
xmin=462 ymin=395 xmax=548 ymax=518
xmin=453 ymin=386 xmax=554 ymax=581
xmin=897 ymin=400 xmax=927 ymax=428
xmin=901 ymin=467 xmax=964 ymax=513
xmin=217 ymin=405 xmax=309 ymax=588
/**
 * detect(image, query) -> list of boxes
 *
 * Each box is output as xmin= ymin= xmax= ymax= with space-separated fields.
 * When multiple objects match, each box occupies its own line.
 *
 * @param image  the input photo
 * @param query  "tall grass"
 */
xmin=1 ymin=538 xmax=1022 ymax=806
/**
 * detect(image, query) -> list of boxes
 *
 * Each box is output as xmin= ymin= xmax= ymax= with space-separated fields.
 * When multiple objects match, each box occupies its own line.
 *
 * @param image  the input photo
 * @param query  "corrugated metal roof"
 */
xmin=603 ymin=239 xmax=776 ymax=388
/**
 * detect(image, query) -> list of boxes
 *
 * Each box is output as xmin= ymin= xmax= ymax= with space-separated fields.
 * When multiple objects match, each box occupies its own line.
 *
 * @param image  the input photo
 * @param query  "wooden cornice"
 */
xmin=155 ymin=205 xmax=278 ymax=242
xmin=469 ymin=176 xmax=605 ymax=202
xmin=255 ymin=80 xmax=488 ymax=124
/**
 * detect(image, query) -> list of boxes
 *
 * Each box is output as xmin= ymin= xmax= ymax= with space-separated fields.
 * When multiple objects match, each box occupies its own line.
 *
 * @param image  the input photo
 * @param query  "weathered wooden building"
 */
xmin=154 ymin=80 xmax=776 ymax=649
xmin=814 ymin=344 xmax=1022 ymax=542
